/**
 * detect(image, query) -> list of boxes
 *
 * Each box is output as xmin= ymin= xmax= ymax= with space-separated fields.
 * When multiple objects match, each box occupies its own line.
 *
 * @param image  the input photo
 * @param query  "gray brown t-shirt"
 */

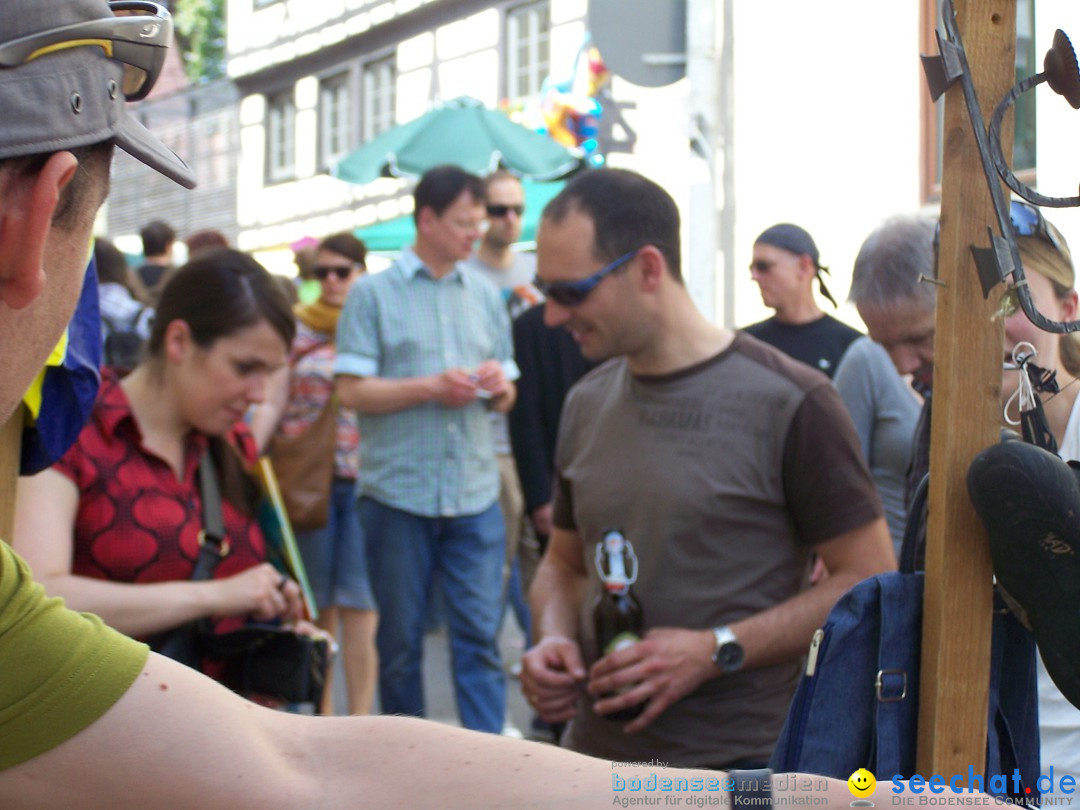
xmin=553 ymin=331 xmax=882 ymax=767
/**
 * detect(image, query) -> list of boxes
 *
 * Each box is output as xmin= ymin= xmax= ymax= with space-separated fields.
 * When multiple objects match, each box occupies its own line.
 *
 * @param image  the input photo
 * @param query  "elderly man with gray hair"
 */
xmin=833 ymin=215 xmax=938 ymax=554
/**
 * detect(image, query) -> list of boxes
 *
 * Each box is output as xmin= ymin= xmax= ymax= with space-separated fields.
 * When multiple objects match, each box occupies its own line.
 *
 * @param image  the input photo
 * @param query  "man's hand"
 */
xmin=530 ymin=503 xmax=554 ymax=538
xmin=520 ymin=636 xmax=587 ymax=724
xmin=471 ymin=359 xmax=510 ymax=401
xmin=431 ymin=368 xmax=479 ymax=408
xmin=586 ymin=627 xmax=716 ymax=734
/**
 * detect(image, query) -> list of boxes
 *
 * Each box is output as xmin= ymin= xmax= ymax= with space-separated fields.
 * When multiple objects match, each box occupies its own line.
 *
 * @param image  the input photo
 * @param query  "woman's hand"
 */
xmin=213 ymin=563 xmax=303 ymax=622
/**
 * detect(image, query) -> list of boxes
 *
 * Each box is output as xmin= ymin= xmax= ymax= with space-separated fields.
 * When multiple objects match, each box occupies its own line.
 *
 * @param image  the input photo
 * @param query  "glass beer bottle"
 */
xmin=593 ymin=530 xmax=644 ymax=721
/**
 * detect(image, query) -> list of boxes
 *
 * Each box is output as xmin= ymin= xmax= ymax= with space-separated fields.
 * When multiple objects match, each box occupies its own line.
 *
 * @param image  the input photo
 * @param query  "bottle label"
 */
xmin=603 ymin=631 xmax=641 ymax=657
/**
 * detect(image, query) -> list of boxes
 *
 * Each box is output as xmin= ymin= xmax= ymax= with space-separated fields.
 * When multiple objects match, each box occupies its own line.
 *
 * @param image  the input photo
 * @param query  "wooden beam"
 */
xmin=917 ymin=0 xmax=1015 ymax=778
xmin=0 ymin=407 xmax=23 ymax=542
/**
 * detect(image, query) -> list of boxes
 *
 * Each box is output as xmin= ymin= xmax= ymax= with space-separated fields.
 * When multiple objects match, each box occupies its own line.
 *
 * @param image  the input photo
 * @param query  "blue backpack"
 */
xmin=768 ymin=478 xmax=1040 ymax=803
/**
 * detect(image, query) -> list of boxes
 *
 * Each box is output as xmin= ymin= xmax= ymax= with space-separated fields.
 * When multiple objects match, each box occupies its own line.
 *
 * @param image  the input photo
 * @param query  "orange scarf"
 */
xmin=294 ymin=299 xmax=340 ymax=336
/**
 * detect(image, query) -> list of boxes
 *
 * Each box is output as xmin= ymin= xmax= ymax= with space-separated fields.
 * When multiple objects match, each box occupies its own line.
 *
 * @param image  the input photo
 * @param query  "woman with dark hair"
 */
xmin=252 ymin=231 xmax=378 ymax=716
xmin=14 ymin=249 xmax=307 ymax=685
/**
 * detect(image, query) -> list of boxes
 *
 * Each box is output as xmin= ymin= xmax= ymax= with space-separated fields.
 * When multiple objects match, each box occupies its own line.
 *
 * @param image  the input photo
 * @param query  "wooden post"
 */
xmin=917 ymin=0 xmax=1015 ymax=779
xmin=0 ymin=407 xmax=23 ymax=541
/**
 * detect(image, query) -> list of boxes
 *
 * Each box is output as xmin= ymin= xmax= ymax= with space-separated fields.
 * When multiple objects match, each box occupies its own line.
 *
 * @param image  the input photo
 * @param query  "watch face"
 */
xmin=717 ymin=642 xmax=744 ymax=672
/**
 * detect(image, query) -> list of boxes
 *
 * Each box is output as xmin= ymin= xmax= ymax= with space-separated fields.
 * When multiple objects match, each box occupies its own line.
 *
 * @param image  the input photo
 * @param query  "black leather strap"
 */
xmin=727 ymin=768 xmax=773 ymax=807
xmin=191 ymin=449 xmax=227 ymax=581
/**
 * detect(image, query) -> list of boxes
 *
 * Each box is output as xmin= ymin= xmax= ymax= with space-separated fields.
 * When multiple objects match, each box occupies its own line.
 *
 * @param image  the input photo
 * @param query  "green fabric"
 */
xmin=0 ymin=540 xmax=148 ymax=771
xmin=333 ymin=96 xmax=583 ymax=185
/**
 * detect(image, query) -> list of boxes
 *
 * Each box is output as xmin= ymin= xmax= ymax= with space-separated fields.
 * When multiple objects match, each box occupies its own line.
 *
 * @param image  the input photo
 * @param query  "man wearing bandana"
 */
xmin=744 ymin=223 xmax=862 ymax=379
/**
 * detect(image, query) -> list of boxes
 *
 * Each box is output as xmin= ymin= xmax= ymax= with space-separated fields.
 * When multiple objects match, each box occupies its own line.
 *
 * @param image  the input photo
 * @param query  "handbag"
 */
xmin=266 ymin=343 xmax=337 ymax=531
xmin=768 ymin=475 xmax=1040 ymax=803
xmin=151 ymin=449 xmax=331 ymax=706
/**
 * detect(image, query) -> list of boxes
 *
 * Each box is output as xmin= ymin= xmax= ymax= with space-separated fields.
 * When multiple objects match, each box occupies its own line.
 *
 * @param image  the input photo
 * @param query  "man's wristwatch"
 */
xmin=711 ymin=625 xmax=744 ymax=673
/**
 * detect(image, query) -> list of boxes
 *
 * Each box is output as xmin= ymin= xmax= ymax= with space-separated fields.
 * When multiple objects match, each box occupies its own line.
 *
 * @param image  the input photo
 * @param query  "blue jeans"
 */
xmin=359 ymin=497 xmax=507 ymax=733
xmin=296 ymin=478 xmax=375 ymax=612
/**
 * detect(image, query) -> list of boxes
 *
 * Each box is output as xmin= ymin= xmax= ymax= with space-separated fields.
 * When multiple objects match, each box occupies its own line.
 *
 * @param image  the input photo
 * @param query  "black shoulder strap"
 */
xmin=190 ymin=449 xmax=228 ymax=581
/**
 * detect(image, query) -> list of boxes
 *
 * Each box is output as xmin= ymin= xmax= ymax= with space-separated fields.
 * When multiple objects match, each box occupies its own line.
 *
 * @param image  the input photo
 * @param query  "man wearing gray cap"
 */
xmin=0 ymin=3 xmax=905 ymax=806
xmin=744 ymin=223 xmax=862 ymax=378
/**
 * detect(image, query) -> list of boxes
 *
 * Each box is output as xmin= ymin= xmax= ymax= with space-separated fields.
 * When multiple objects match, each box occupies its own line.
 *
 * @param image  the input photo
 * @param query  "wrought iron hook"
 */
xmin=920 ymin=0 xmax=1080 ymax=335
xmin=988 ymin=30 xmax=1080 ymax=209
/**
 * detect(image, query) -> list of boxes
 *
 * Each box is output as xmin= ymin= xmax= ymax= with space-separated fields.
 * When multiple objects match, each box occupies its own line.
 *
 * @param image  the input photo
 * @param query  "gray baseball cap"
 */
xmin=0 ymin=0 xmax=195 ymax=189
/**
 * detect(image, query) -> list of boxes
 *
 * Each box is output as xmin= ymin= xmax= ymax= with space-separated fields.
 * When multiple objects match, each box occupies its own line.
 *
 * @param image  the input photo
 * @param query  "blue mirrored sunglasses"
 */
xmin=1010 ymin=200 xmax=1066 ymax=256
xmin=535 ymin=249 xmax=639 ymax=307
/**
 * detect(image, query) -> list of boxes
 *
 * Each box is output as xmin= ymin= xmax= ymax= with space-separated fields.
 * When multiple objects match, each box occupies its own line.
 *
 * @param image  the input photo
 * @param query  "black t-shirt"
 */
xmin=742 ymin=314 xmax=862 ymax=379
xmin=136 ymin=262 xmax=167 ymax=291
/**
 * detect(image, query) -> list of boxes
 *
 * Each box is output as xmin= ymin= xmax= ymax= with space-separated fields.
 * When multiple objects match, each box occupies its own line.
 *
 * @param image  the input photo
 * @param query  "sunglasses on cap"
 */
xmin=0 ymin=1 xmax=171 ymax=102
xmin=486 ymin=204 xmax=524 ymax=218
xmin=1009 ymin=199 xmax=1068 ymax=256
xmin=312 ymin=265 xmax=358 ymax=281
xmin=534 ymin=248 xmax=640 ymax=307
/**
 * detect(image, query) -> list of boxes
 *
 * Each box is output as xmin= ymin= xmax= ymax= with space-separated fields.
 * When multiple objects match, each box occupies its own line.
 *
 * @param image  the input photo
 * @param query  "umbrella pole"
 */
xmin=916 ymin=0 xmax=1015 ymax=779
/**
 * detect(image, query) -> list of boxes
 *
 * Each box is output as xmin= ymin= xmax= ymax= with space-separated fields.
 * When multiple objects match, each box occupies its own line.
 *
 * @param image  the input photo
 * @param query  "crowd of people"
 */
xmin=2 ymin=0 xmax=1077 ymax=806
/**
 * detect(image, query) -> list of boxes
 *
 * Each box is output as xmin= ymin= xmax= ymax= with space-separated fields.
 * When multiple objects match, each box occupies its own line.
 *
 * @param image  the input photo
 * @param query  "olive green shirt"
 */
xmin=0 ymin=540 xmax=148 ymax=771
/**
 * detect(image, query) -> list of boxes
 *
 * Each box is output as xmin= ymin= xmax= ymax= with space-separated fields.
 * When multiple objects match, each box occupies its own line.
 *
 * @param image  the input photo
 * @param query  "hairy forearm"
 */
xmin=335 ymin=375 xmax=435 ymax=414
xmin=728 ymin=567 xmax=866 ymax=671
xmin=0 ymin=653 xmax=979 ymax=808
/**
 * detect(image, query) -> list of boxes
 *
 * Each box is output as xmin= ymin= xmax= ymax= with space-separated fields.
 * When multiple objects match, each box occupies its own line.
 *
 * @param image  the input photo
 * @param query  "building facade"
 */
xmin=105 ymin=0 xmax=1080 ymax=327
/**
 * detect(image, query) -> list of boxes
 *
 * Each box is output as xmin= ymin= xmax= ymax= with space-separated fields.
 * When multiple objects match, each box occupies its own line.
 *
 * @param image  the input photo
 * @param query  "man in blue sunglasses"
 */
xmin=522 ymin=168 xmax=895 ymax=770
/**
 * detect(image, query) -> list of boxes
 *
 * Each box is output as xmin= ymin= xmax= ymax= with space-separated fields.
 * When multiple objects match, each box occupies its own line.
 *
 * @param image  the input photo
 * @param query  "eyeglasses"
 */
xmin=1009 ymin=200 xmax=1067 ymax=256
xmin=0 ymin=1 xmax=171 ymax=102
xmin=312 ymin=265 xmax=357 ymax=281
xmin=750 ymin=260 xmax=775 ymax=274
xmin=535 ymin=249 xmax=640 ymax=307
xmin=486 ymin=204 xmax=524 ymax=218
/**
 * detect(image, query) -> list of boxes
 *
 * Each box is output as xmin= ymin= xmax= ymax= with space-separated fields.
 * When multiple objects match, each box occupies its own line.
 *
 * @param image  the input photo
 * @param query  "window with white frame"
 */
xmin=362 ymin=57 xmax=396 ymax=143
xmin=506 ymin=1 xmax=550 ymax=100
xmin=266 ymin=89 xmax=296 ymax=182
xmin=320 ymin=71 xmax=352 ymax=168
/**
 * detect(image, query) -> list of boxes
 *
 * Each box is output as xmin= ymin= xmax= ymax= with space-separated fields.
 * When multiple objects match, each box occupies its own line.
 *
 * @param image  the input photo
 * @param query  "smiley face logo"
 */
xmin=848 ymin=768 xmax=877 ymax=798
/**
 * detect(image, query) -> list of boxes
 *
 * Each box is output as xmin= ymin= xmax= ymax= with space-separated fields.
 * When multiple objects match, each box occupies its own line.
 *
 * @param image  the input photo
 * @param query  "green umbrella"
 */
xmin=333 ymin=96 xmax=584 ymax=184
xmin=356 ymin=178 xmax=566 ymax=253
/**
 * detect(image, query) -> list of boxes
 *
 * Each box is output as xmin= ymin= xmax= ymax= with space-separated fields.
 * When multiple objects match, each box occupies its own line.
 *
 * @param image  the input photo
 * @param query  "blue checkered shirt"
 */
xmin=335 ymin=247 xmax=519 ymax=517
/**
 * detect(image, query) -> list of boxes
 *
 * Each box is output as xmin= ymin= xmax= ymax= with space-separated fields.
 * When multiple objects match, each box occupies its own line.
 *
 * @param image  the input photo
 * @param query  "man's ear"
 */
xmin=0 ymin=152 xmax=79 ymax=310
xmin=637 ymin=245 xmax=666 ymax=292
xmin=415 ymin=207 xmax=435 ymax=237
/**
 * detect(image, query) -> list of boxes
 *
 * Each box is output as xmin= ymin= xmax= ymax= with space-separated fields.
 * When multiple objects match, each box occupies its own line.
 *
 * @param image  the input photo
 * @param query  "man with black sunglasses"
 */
xmin=743 ymin=223 xmax=862 ymax=379
xmin=521 ymin=168 xmax=895 ymax=771
xmin=465 ymin=170 xmax=536 ymax=299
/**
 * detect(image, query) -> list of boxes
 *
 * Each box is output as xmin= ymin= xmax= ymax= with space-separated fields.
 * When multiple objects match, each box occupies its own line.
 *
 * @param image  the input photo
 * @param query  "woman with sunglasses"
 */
xmin=13 ymin=248 xmax=306 ymax=685
xmin=252 ymin=231 xmax=378 ymax=716
xmin=1000 ymin=202 xmax=1080 ymax=787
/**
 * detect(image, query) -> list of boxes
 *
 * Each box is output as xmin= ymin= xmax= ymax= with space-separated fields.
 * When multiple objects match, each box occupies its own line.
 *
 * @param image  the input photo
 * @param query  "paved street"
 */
xmin=328 ymin=613 xmax=535 ymax=737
